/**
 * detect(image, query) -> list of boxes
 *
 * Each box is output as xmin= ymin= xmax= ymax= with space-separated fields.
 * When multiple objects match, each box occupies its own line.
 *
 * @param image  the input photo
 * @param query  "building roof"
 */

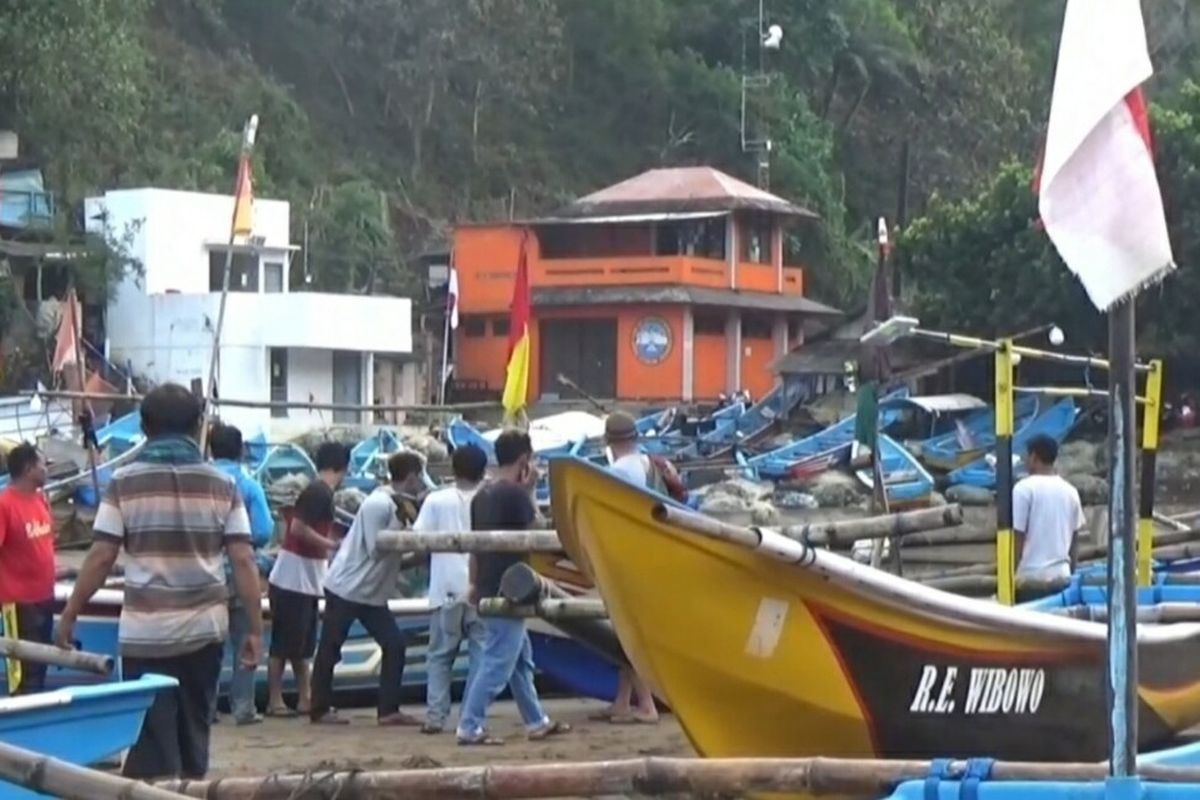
xmin=554 ymin=167 xmax=819 ymax=219
xmin=532 ymin=284 xmax=841 ymax=316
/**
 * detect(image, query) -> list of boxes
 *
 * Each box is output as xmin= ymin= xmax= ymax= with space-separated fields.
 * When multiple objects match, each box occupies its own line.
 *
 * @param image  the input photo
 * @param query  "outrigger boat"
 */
xmin=0 ymin=674 xmax=175 ymax=800
xmin=853 ymin=434 xmax=935 ymax=508
xmin=904 ymin=395 xmax=1039 ymax=471
xmin=745 ymin=387 xmax=910 ymax=480
xmin=549 ymin=458 xmax=1200 ymax=772
xmin=947 ymin=398 xmax=1080 ymax=489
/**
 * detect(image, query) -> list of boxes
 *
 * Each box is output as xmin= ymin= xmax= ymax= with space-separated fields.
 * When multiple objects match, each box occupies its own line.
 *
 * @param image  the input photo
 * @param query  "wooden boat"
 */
xmin=746 ymin=387 xmax=910 ymax=480
xmin=0 ymin=673 xmax=175 ymax=799
xmin=245 ymin=439 xmax=318 ymax=488
xmin=3 ymin=584 xmax=470 ymax=699
xmin=853 ymin=434 xmax=935 ymax=507
xmin=549 ymin=458 xmax=1200 ymax=771
xmin=903 ymin=395 xmax=1038 ymax=471
xmin=947 ymin=398 xmax=1080 ymax=489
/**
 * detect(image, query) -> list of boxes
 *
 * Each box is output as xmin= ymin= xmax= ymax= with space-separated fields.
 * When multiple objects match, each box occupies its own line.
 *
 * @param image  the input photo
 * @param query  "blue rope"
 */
xmin=959 ymin=757 xmax=995 ymax=800
xmin=924 ymin=758 xmax=955 ymax=800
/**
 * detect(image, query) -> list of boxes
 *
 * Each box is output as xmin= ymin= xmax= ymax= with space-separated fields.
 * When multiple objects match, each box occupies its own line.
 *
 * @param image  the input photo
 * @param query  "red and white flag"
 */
xmin=1038 ymin=0 xmax=1174 ymax=311
xmin=447 ymin=267 xmax=460 ymax=330
xmin=51 ymin=289 xmax=82 ymax=374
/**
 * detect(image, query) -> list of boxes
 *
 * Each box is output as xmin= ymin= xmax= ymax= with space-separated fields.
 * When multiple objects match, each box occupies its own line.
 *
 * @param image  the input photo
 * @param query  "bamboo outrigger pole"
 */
xmin=0 ymin=638 xmax=112 ymax=675
xmin=198 ymin=114 xmax=259 ymax=454
xmin=157 ymin=756 xmax=1200 ymax=799
xmin=0 ymin=740 xmax=185 ymax=800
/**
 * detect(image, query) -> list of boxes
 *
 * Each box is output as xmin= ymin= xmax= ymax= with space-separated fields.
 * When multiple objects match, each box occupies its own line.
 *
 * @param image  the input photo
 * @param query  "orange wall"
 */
xmin=454 ymin=226 xmax=529 ymax=313
xmin=455 ymin=317 xmax=510 ymax=391
xmin=694 ymin=334 xmax=727 ymax=400
xmin=740 ymin=326 xmax=778 ymax=400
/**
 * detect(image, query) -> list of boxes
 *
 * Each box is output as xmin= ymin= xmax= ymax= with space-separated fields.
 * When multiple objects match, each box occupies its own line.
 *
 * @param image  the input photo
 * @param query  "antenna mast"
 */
xmin=740 ymin=0 xmax=777 ymax=189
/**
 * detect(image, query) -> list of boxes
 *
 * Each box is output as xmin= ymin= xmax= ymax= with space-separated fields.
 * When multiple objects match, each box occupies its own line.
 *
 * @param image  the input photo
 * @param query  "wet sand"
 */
xmin=209 ymin=698 xmax=691 ymax=777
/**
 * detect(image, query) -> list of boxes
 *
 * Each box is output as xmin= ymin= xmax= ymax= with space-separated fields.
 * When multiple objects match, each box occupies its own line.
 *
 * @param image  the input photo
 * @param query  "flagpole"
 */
xmin=1107 ymin=300 xmax=1139 ymax=776
xmin=68 ymin=291 xmax=101 ymax=502
xmin=438 ymin=306 xmax=452 ymax=406
xmin=199 ymin=114 xmax=259 ymax=453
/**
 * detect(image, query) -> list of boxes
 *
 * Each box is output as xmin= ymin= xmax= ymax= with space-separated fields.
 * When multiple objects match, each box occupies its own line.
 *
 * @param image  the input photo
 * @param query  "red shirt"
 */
xmin=0 ymin=487 xmax=56 ymax=604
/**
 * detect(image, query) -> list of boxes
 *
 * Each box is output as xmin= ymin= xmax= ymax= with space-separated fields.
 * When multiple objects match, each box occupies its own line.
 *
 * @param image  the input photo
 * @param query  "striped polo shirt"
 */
xmin=93 ymin=460 xmax=251 ymax=657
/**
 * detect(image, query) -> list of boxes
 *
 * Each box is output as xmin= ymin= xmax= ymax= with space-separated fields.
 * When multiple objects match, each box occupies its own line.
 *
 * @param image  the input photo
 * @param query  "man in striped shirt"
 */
xmin=57 ymin=384 xmax=263 ymax=780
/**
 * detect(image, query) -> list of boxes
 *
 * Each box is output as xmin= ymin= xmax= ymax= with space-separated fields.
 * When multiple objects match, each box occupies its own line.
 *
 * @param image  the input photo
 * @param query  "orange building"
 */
xmin=451 ymin=167 xmax=840 ymax=403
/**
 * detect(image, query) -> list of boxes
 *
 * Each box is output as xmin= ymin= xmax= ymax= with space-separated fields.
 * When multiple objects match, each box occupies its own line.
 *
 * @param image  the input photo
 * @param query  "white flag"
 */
xmin=1038 ymin=0 xmax=1174 ymax=311
xmin=447 ymin=267 xmax=460 ymax=330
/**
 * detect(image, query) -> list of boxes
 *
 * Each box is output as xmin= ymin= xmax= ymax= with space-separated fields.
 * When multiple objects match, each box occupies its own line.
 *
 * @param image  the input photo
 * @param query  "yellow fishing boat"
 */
xmin=549 ymin=458 xmax=1200 ymax=768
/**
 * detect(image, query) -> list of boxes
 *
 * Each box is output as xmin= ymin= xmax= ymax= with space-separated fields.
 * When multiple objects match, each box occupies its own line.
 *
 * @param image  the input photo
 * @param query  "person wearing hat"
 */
xmin=590 ymin=411 xmax=661 ymax=724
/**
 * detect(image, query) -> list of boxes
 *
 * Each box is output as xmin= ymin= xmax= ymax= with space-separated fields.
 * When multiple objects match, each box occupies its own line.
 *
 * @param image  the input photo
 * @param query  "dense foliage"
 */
xmin=1 ymin=0 xmax=1199 ymax=352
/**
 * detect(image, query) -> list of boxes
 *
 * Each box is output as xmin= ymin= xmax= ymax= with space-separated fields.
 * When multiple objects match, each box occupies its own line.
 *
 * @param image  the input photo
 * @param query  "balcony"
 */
xmin=0 ymin=189 xmax=55 ymax=230
xmin=535 ymin=255 xmax=729 ymax=289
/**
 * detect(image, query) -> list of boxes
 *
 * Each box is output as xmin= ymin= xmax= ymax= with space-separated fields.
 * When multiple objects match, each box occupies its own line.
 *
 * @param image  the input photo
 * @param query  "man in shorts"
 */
xmin=265 ymin=442 xmax=347 ymax=717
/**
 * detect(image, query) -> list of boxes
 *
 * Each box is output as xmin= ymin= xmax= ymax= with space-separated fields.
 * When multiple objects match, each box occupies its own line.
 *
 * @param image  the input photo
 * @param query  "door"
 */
xmin=331 ymin=351 xmax=363 ymax=424
xmin=269 ymin=348 xmax=288 ymax=419
xmin=539 ymin=318 xmax=617 ymax=399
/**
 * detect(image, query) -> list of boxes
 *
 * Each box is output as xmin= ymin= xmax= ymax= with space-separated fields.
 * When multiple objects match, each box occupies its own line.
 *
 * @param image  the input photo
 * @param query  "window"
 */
xmin=654 ymin=219 xmax=726 ymax=259
xmin=463 ymin=317 xmax=487 ymax=338
xmin=209 ymin=251 xmax=259 ymax=292
xmin=263 ymin=261 xmax=284 ymax=293
xmin=492 ymin=318 xmax=511 ymax=337
xmin=694 ymin=313 xmax=726 ymax=337
xmin=268 ymin=348 xmax=288 ymax=419
xmin=742 ymin=316 xmax=774 ymax=340
xmin=740 ymin=214 xmax=773 ymax=264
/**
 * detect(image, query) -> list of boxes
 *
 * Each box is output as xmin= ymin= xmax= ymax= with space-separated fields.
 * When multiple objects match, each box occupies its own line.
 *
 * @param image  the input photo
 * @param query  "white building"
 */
xmin=86 ymin=188 xmax=417 ymax=435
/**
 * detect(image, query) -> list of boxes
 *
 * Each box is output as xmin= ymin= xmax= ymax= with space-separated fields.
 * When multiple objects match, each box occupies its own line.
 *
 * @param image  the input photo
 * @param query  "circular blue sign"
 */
xmin=633 ymin=317 xmax=672 ymax=365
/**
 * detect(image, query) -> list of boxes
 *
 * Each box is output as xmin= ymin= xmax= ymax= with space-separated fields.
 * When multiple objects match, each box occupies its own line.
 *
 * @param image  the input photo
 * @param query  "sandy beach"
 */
xmin=209 ymin=698 xmax=691 ymax=778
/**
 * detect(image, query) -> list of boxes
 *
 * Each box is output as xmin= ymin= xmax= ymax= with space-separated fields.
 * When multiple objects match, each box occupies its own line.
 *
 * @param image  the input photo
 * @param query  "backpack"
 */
xmin=645 ymin=454 xmax=689 ymax=503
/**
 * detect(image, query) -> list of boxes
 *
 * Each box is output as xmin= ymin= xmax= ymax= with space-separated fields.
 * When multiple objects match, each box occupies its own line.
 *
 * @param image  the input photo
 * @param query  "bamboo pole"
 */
xmin=157 ymin=755 xmax=1200 ymax=799
xmin=784 ymin=505 xmax=963 ymax=547
xmin=0 ymin=740 xmax=185 ymax=800
xmin=477 ymin=597 xmax=607 ymax=620
xmin=0 ymin=638 xmax=112 ymax=675
xmin=375 ymin=530 xmax=562 ymax=554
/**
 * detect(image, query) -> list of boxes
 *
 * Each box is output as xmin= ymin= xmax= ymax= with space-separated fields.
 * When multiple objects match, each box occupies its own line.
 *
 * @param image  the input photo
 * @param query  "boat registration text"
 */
xmin=909 ymin=665 xmax=1046 ymax=715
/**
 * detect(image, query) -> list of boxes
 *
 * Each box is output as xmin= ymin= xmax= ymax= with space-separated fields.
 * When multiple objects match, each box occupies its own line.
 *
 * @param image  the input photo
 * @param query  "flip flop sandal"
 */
xmin=264 ymin=707 xmax=298 ymax=718
xmin=310 ymin=713 xmax=350 ymax=726
xmin=419 ymin=723 xmax=444 ymax=735
xmin=378 ymin=712 xmax=422 ymax=727
xmin=527 ymin=720 xmax=572 ymax=740
xmin=610 ymin=713 xmax=659 ymax=725
xmin=457 ymin=733 xmax=505 ymax=746
xmin=587 ymin=708 xmax=619 ymax=721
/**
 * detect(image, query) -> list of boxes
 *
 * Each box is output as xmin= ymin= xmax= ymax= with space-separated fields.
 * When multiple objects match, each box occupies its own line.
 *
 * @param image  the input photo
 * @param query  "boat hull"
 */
xmin=550 ymin=459 xmax=1200 ymax=771
xmin=0 ymin=674 xmax=175 ymax=799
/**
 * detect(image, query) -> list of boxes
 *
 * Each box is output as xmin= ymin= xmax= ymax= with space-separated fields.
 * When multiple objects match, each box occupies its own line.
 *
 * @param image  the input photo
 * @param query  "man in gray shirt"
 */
xmin=308 ymin=452 xmax=425 ymax=726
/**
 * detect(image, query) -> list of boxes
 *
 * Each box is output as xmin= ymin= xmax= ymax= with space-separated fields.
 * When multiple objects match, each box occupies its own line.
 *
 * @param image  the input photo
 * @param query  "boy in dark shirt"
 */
xmin=455 ymin=431 xmax=570 ymax=745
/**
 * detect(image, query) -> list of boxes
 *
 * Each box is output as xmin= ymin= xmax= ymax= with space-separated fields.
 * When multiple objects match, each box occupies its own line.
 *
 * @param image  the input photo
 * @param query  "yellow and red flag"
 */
xmin=501 ymin=234 xmax=532 ymax=419
xmin=231 ymin=153 xmax=253 ymax=242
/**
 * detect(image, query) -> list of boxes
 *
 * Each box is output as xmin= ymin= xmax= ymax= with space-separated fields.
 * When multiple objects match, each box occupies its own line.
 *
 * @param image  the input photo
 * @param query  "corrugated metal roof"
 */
xmin=532 ymin=284 xmax=841 ymax=315
xmin=555 ymin=167 xmax=819 ymax=219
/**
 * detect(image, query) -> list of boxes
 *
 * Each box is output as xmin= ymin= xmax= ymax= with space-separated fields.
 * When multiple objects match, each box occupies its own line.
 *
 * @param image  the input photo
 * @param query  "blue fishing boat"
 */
xmin=344 ymin=428 xmax=405 ymax=491
xmin=0 ymin=673 xmax=176 ymax=800
xmin=246 ymin=439 xmax=318 ymax=488
xmin=915 ymin=395 xmax=1040 ymax=471
xmin=947 ymin=398 xmax=1080 ymax=489
xmin=883 ymin=740 xmax=1200 ymax=799
xmin=854 ymin=433 xmax=936 ymax=507
xmin=3 ymin=586 xmax=470 ymax=701
xmin=745 ymin=387 xmax=910 ymax=480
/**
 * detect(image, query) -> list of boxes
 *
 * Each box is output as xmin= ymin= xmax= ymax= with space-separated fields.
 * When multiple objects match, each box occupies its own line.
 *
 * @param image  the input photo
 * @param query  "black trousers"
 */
xmin=310 ymin=590 xmax=407 ymax=719
xmin=2 ymin=600 xmax=55 ymax=695
xmin=122 ymin=643 xmax=222 ymax=780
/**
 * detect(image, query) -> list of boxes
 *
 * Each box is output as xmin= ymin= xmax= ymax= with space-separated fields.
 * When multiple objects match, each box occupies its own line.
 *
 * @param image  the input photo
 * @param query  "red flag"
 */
xmin=51 ymin=289 xmax=82 ymax=374
xmin=502 ymin=234 xmax=532 ymax=417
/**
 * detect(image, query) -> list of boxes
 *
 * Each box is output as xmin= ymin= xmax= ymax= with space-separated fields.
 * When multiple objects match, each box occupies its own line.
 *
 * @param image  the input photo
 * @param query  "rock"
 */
xmin=1066 ymin=474 xmax=1109 ymax=506
xmin=1056 ymin=440 xmax=1103 ymax=477
xmin=774 ymin=491 xmax=819 ymax=510
xmin=945 ymin=484 xmax=994 ymax=507
xmin=750 ymin=502 xmax=781 ymax=526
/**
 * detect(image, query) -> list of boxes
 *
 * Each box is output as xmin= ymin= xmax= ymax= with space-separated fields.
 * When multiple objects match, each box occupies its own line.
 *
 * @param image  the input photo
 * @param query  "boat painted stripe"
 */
xmin=743 ymin=597 xmax=788 ymax=659
xmin=807 ymin=601 xmax=881 ymax=756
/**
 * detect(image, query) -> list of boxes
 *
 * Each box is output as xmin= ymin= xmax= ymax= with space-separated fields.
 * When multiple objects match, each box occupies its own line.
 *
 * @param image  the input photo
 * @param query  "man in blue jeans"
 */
xmin=209 ymin=423 xmax=275 ymax=725
xmin=414 ymin=443 xmax=488 ymax=733
xmin=456 ymin=431 xmax=570 ymax=746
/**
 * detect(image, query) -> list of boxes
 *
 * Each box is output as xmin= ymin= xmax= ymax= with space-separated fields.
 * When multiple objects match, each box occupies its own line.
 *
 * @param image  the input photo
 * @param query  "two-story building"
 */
xmin=451 ymin=167 xmax=840 ymax=403
xmin=87 ymin=188 xmax=417 ymax=434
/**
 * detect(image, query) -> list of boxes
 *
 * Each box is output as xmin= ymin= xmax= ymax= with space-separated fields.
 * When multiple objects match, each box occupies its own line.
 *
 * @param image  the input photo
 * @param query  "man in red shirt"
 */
xmin=0 ymin=443 xmax=55 ymax=694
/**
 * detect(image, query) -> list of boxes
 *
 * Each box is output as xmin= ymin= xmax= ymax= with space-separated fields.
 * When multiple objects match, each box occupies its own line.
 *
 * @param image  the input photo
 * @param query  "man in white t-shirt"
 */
xmin=415 ymin=443 xmax=489 ymax=734
xmin=593 ymin=412 xmax=660 ymax=724
xmin=1013 ymin=434 xmax=1086 ymax=597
